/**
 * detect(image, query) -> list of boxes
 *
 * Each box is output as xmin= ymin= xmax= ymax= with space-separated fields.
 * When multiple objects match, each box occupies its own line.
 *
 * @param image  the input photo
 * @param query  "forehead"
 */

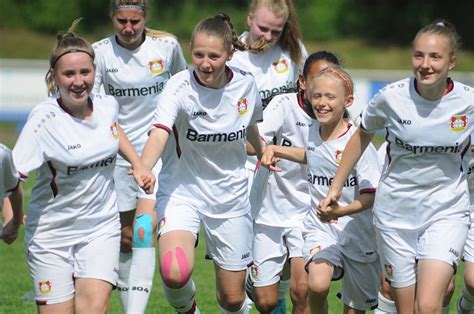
xmin=312 ymin=75 xmax=345 ymax=91
xmin=251 ymin=6 xmax=286 ymax=28
xmin=413 ymin=33 xmax=451 ymax=53
xmin=192 ymin=33 xmax=226 ymax=50
xmin=306 ymin=60 xmax=335 ymax=78
xmin=114 ymin=8 xmax=145 ymax=19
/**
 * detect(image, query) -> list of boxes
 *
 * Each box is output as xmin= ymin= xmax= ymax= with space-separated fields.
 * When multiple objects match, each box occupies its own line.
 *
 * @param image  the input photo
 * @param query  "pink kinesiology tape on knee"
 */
xmin=175 ymin=247 xmax=191 ymax=286
xmin=161 ymin=251 xmax=173 ymax=284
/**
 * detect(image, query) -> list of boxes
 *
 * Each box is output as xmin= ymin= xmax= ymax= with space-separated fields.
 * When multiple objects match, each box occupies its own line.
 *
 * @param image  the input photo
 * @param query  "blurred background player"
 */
xmin=92 ymin=0 xmax=187 ymax=311
xmin=0 ymin=143 xmax=23 ymax=245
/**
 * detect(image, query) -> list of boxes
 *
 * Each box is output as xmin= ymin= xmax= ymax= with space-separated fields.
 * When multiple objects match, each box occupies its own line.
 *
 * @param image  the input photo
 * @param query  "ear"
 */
xmin=448 ymin=54 xmax=456 ymax=71
xmin=247 ymin=14 xmax=253 ymax=28
xmin=344 ymin=95 xmax=354 ymax=108
xmin=298 ymin=74 xmax=306 ymax=90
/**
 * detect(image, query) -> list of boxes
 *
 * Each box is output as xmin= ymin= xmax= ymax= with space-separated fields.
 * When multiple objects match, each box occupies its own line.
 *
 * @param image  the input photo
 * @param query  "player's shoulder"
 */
xmin=92 ymin=36 xmax=114 ymax=51
xmin=452 ymin=79 xmax=474 ymax=99
xmin=380 ymin=77 xmax=411 ymax=96
xmin=228 ymin=66 xmax=257 ymax=84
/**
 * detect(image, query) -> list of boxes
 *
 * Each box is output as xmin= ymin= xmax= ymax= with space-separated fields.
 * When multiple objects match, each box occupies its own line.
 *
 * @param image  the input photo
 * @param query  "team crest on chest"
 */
xmin=450 ymin=114 xmax=467 ymax=132
xmin=110 ymin=122 xmax=119 ymax=139
xmin=335 ymin=150 xmax=343 ymax=164
xmin=38 ymin=280 xmax=52 ymax=295
xmin=237 ymin=98 xmax=249 ymax=115
xmin=272 ymin=59 xmax=289 ymax=74
xmin=148 ymin=59 xmax=165 ymax=75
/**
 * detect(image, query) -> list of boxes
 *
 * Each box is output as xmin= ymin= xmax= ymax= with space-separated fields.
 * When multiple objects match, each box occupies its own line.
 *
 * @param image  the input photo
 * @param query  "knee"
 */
xmin=307 ymin=275 xmax=330 ymax=298
xmin=254 ymin=291 xmax=278 ymax=313
xmin=132 ymin=214 xmax=156 ymax=248
xmin=219 ymin=292 xmax=247 ymax=312
xmin=160 ymin=247 xmax=192 ymax=288
xmin=290 ymin=277 xmax=308 ymax=302
xmin=76 ymin=298 xmax=109 ymax=314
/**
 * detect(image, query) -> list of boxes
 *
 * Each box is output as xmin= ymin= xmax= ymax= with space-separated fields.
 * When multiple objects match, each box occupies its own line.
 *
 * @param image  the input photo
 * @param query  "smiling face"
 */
xmin=112 ymin=7 xmax=146 ymax=50
xmin=299 ymin=59 xmax=336 ymax=102
xmin=412 ymin=33 xmax=456 ymax=98
xmin=247 ymin=6 xmax=286 ymax=45
xmin=191 ymin=32 xmax=232 ymax=89
xmin=52 ymin=52 xmax=95 ymax=112
xmin=311 ymin=75 xmax=353 ymax=127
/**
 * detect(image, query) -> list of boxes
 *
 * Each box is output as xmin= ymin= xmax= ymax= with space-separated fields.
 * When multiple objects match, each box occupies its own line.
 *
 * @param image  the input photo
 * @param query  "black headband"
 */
xmin=51 ymin=49 xmax=94 ymax=68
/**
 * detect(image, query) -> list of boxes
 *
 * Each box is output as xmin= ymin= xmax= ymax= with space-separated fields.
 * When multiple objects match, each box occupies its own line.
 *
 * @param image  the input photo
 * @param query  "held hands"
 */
xmin=128 ymin=163 xmax=156 ymax=194
xmin=316 ymin=197 xmax=342 ymax=223
xmin=260 ymin=145 xmax=282 ymax=172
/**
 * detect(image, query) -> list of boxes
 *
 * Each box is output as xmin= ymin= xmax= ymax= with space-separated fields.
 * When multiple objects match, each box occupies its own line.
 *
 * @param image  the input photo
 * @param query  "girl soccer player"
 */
xmin=138 ymin=13 xmax=263 ymax=314
xmin=261 ymin=66 xmax=381 ymax=313
xmin=12 ymin=20 xmax=153 ymax=313
xmin=320 ymin=20 xmax=474 ymax=314
xmin=248 ymin=51 xmax=340 ymax=314
xmin=92 ymin=1 xmax=187 ymax=310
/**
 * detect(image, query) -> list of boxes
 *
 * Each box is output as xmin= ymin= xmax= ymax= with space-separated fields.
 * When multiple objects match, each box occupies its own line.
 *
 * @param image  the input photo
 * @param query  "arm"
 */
xmin=117 ymin=125 xmax=155 ymax=193
xmin=2 ymin=184 xmax=23 ymax=244
xmin=317 ymin=192 xmax=374 ymax=222
xmin=320 ymin=127 xmax=375 ymax=209
xmin=246 ymin=125 xmax=264 ymax=160
xmin=261 ymin=144 xmax=306 ymax=171
xmin=141 ymin=128 xmax=170 ymax=170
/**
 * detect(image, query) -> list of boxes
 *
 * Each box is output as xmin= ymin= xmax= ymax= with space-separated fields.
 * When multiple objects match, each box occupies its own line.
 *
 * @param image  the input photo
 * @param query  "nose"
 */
xmin=421 ymin=56 xmax=430 ymax=69
xmin=73 ymin=74 xmax=84 ymax=86
xmin=123 ymin=22 xmax=134 ymax=34
xmin=263 ymin=32 xmax=272 ymax=42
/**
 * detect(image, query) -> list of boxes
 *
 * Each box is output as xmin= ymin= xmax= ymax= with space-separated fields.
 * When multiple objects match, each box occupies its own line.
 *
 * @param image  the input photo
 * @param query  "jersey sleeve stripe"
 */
xmin=153 ymin=124 xmax=171 ymax=133
xmin=360 ymin=188 xmax=376 ymax=194
xmin=172 ymin=125 xmax=182 ymax=158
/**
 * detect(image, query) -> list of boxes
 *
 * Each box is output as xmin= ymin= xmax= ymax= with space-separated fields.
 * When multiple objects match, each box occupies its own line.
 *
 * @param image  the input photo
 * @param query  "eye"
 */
xmin=258 ymin=26 xmax=269 ymax=33
xmin=117 ymin=18 xmax=128 ymax=25
xmin=129 ymin=19 xmax=141 ymax=25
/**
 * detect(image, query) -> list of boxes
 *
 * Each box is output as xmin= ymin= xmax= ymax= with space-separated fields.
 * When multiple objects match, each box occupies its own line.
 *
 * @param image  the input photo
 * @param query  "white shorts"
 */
xmin=114 ymin=165 xmax=138 ymax=212
xmin=26 ymin=229 xmax=120 ymax=305
xmin=463 ymin=209 xmax=474 ymax=262
xmin=376 ymin=218 xmax=469 ymax=288
xmin=251 ymin=223 xmax=304 ymax=287
xmin=306 ymin=236 xmax=380 ymax=311
xmin=157 ymin=196 xmax=252 ymax=271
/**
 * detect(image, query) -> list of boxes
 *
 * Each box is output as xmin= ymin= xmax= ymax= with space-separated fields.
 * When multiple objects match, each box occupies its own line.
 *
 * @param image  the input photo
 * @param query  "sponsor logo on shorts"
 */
xmin=309 ymin=245 xmax=321 ymax=256
xmin=149 ymin=59 xmax=165 ymax=75
xmin=250 ymin=265 xmax=259 ymax=279
xmin=384 ymin=263 xmax=393 ymax=277
xmin=241 ymin=252 xmax=250 ymax=260
xmin=272 ymin=59 xmax=289 ymax=74
xmin=110 ymin=122 xmax=119 ymax=139
xmin=335 ymin=150 xmax=343 ymax=164
xmin=450 ymin=114 xmax=468 ymax=132
xmin=38 ymin=280 xmax=52 ymax=295
xmin=237 ymin=98 xmax=248 ymax=115
xmin=449 ymin=247 xmax=460 ymax=258
xmin=365 ymin=298 xmax=376 ymax=303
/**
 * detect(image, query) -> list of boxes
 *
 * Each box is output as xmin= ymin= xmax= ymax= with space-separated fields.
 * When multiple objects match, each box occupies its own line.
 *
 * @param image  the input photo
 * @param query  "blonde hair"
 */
xmin=248 ymin=0 xmax=303 ymax=64
xmin=45 ymin=18 xmax=94 ymax=96
xmin=111 ymin=0 xmax=175 ymax=39
xmin=413 ymin=19 xmax=460 ymax=56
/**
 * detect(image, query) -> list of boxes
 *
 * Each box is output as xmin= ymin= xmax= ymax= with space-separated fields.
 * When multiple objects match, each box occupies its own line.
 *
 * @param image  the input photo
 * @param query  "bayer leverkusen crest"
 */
xmin=149 ymin=59 xmax=165 ymax=75
xmin=450 ymin=114 xmax=467 ymax=132
xmin=237 ymin=98 xmax=248 ymax=115
xmin=39 ymin=280 xmax=52 ymax=295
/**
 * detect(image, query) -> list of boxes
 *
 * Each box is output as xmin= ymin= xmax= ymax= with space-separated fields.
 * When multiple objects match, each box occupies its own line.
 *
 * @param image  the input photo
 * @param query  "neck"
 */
xmin=320 ymin=119 xmax=349 ymax=142
xmin=416 ymin=78 xmax=450 ymax=101
xmin=58 ymin=98 xmax=93 ymax=120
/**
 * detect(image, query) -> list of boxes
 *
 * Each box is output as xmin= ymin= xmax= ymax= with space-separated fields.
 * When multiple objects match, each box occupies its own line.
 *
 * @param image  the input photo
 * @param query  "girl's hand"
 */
xmin=129 ymin=164 xmax=156 ymax=194
xmin=260 ymin=145 xmax=282 ymax=172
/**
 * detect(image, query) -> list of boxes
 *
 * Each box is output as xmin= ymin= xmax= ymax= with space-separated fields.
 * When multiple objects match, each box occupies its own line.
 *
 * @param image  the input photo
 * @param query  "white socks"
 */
xmin=118 ymin=252 xmax=132 ymax=311
xmin=163 ymin=279 xmax=197 ymax=313
xmin=127 ymin=247 xmax=156 ymax=313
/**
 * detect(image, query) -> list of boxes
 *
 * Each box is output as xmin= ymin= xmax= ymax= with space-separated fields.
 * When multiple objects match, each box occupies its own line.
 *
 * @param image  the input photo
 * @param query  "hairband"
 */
xmin=51 ymin=49 xmax=94 ymax=68
xmin=113 ymin=4 xmax=145 ymax=10
xmin=435 ymin=22 xmax=445 ymax=27
xmin=319 ymin=68 xmax=353 ymax=95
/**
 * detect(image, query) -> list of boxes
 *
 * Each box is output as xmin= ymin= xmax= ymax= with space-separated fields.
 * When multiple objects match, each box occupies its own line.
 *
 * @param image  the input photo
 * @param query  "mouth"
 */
xmin=71 ymin=87 xmax=87 ymax=97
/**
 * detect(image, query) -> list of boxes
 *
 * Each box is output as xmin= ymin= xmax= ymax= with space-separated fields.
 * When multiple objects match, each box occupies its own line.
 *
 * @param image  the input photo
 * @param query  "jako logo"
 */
xmin=397 ymin=118 xmax=411 ymax=125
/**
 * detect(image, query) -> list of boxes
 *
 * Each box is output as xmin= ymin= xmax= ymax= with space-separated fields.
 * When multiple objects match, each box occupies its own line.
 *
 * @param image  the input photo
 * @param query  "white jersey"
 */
xmin=229 ymin=32 xmax=307 ymax=105
xmin=92 ymin=35 xmax=187 ymax=166
xmin=12 ymin=94 xmax=121 ymax=247
xmin=0 ymin=144 xmax=19 ymax=200
xmin=304 ymin=123 xmax=380 ymax=262
xmin=153 ymin=68 xmax=263 ymax=218
xmin=252 ymin=93 xmax=312 ymax=226
xmin=362 ymin=77 xmax=473 ymax=230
